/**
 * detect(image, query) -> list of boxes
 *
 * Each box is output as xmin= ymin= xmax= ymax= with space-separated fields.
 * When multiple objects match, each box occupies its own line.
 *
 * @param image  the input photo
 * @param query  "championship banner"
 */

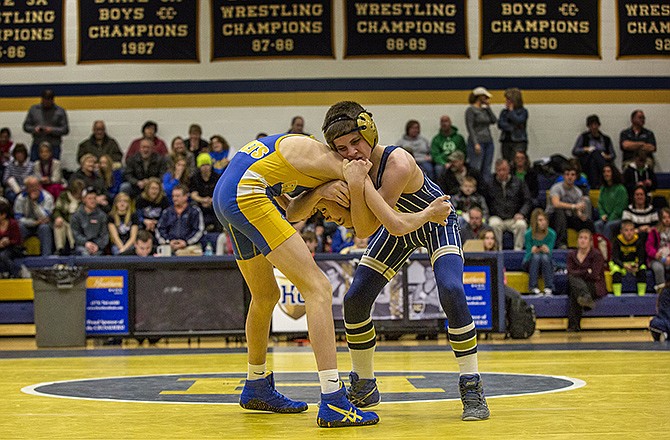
xmin=0 ymin=0 xmax=64 ymax=66
xmin=407 ymin=260 xmax=493 ymax=330
xmin=617 ymin=1 xmax=670 ymax=58
xmin=272 ymin=260 xmax=403 ymax=333
xmin=86 ymin=269 xmax=129 ymax=335
xmin=344 ymin=0 xmax=467 ymax=57
xmin=480 ymin=0 xmax=600 ymax=58
xmin=211 ymin=0 xmax=334 ymax=60
xmin=78 ymin=0 xmax=198 ymax=63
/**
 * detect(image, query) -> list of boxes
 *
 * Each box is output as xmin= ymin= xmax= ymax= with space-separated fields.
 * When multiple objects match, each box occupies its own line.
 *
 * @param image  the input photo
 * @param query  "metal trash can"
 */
xmin=31 ymin=265 xmax=88 ymax=348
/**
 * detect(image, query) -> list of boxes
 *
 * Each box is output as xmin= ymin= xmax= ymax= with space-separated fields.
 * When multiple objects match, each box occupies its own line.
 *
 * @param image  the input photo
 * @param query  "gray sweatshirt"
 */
xmin=465 ymin=105 xmax=497 ymax=145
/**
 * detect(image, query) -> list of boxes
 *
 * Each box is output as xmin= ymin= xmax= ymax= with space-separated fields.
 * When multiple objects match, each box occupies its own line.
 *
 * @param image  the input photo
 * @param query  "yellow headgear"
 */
xmin=323 ymin=110 xmax=378 ymax=148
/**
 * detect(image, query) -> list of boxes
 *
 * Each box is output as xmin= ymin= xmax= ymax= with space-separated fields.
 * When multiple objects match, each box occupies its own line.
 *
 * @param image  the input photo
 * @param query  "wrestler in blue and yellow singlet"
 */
xmin=213 ymin=134 xmax=324 ymax=260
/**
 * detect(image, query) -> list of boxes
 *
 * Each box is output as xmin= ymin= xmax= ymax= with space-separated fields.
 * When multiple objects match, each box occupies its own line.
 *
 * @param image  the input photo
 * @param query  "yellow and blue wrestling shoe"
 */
xmin=239 ymin=372 xmax=308 ymax=413
xmin=459 ymin=373 xmax=490 ymax=421
xmin=317 ymin=383 xmax=380 ymax=428
xmin=347 ymin=372 xmax=381 ymax=407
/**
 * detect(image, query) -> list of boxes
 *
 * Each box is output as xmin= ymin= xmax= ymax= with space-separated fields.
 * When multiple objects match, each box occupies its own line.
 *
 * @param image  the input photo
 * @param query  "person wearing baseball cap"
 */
xmin=465 ymin=86 xmax=497 ymax=182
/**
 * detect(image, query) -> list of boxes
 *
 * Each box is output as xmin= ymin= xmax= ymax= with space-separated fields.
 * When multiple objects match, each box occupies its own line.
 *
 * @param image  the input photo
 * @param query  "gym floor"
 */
xmin=0 ymin=330 xmax=668 ymax=440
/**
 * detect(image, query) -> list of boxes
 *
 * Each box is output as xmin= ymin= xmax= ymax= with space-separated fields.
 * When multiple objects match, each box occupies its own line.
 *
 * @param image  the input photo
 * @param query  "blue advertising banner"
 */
xmin=407 ymin=260 xmax=492 ymax=330
xmin=86 ymin=269 xmax=129 ymax=335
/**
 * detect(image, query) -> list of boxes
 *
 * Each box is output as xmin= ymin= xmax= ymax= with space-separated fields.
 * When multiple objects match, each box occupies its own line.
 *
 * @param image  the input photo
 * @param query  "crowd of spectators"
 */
xmin=0 ymin=89 xmax=666 ymax=301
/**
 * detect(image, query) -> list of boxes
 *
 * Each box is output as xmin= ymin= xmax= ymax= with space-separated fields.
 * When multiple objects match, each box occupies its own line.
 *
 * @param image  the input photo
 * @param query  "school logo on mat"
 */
xmin=22 ymin=372 xmax=585 ymax=404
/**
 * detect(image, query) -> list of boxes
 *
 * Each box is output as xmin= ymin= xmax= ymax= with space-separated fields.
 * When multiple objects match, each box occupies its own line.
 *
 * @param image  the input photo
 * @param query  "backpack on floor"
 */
xmin=505 ymin=286 xmax=537 ymax=339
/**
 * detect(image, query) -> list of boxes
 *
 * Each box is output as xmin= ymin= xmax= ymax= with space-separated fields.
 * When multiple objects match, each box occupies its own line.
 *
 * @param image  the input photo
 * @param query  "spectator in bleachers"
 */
xmin=465 ymin=86 xmax=497 ymax=180
xmin=108 ymin=192 xmax=139 ymax=255
xmin=185 ymin=123 xmax=208 ymax=156
xmin=136 ymin=177 xmax=169 ymax=233
xmin=3 ymin=144 xmax=33 ymax=203
xmin=622 ymin=186 xmax=659 ymax=240
xmin=623 ymin=150 xmax=657 ymax=201
xmin=595 ymin=164 xmax=628 ymax=241
xmin=555 ymin=157 xmax=590 ymax=196
xmin=33 ymin=141 xmax=65 ymax=200
xmin=162 ymin=154 xmax=190 ymax=205
xmin=435 ymin=150 xmax=482 ymax=197
xmin=122 ymin=138 xmax=167 ymax=197
xmin=71 ymin=187 xmax=109 ymax=256
xmin=619 ymin=109 xmax=656 ymax=169
xmin=523 ymin=208 xmax=556 ymax=296
xmin=52 ymin=178 xmax=85 ymax=255
xmin=22 ymin=89 xmax=69 ymax=161
xmin=486 ymin=159 xmax=531 ymax=250
xmin=0 ymin=199 xmax=23 ymax=278
xmin=125 ymin=121 xmax=168 ymax=162
xmin=0 ymin=127 xmax=14 ymax=164
xmin=479 ymin=229 xmax=498 ymax=252
xmin=572 ymin=115 xmax=615 ymax=188
xmin=566 ymin=229 xmax=607 ymax=332
xmin=330 ymin=225 xmax=355 ymax=254
xmin=69 ymin=153 xmax=105 ymax=196
xmin=14 ymin=176 xmax=53 ymax=256
xmin=301 ymin=230 xmax=319 ymax=255
xmin=98 ymin=154 xmax=123 ymax=203
xmin=208 ymin=135 xmax=230 ymax=175
xmin=510 ymin=150 xmax=539 ymax=206
xmin=647 ymin=207 xmax=670 ymax=288
xmin=190 ymin=153 xmax=221 ymax=233
xmin=460 ymin=206 xmax=492 ymax=243
xmin=76 ymin=120 xmax=123 ymax=166
xmin=397 ymin=119 xmax=434 ymax=181
xmin=610 ymin=219 xmax=648 ymax=296
xmin=431 ymin=115 xmax=466 ymax=179
xmin=546 ymin=163 xmax=594 ymax=249
xmin=167 ymin=136 xmax=195 ymax=177
xmin=121 ymin=229 xmax=155 ymax=257
xmin=156 ymin=184 xmax=204 ymax=255
xmin=287 ymin=116 xmax=308 ymax=135
xmin=497 ymin=87 xmax=528 ymax=163
xmin=451 ymin=175 xmax=488 ymax=227
xmin=340 ymin=235 xmax=369 ymax=255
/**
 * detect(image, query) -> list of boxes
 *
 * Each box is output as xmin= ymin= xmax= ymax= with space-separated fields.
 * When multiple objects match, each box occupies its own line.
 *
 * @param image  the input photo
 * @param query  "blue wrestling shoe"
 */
xmin=317 ymin=383 xmax=380 ymax=428
xmin=239 ymin=372 xmax=308 ymax=413
xmin=459 ymin=373 xmax=490 ymax=421
xmin=347 ymin=372 xmax=381 ymax=408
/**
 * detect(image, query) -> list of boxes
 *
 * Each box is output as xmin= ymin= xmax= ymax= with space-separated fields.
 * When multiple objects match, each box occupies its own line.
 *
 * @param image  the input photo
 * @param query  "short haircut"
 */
xmin=136 ymin=229 xmax=154 ymax=243
xmin=620 ymin=219 xmax=635 ymax=228
xmin=172 ymin=183 xmax=189 ymax=196
xmin=142 ymin=120 xmax=158 ymax=133
xmin=0 ymin=127 xmax=11 ymax=137
xmin=404 ymin=119 xmax=420 ymax=136
xmin=631 ymin=109 xmax=643 ymax=120
xmin=463 ymin=175 xmax=478 ymax=187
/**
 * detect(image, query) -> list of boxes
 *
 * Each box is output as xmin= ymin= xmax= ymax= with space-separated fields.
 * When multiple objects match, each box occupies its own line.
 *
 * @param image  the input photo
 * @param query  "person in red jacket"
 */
xmin=567 ymin=229 xmax=607 ymax=331
xmin=0 ymin=199 xmax=23 ymax=278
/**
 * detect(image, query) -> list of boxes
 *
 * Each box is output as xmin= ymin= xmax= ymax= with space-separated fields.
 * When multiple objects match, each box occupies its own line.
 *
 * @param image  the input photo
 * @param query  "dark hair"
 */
xmin=142 ymin=120 xmax=158 ymax=133
xmin=11 ymin=143 xmax=28 ymax=159
xmin=601 ymin=163 xmax=622 ymax=187
xmin=631 ymin=109 xmax=643 ymax=120
xmin=322 ymin=101 xmax=367 ymax=148
xmin=188 ymin=123 xmax=202 ymax=135
xmin=0 ymin=127 xmax=10 ymax=137
xmin=41 ymin=89 xmax=55 ymax=99
xmin=209 ymin=134 xmax=229 ymax=151
xmin=586 ymin=114 xmax=600 ymax=126
xmin=404 ymin=119 xmax=420 ymax=136
xmin=563 ymin=161 xmax=579 ymax=174
xmin=0 ymin=199 xmax=11 ymax=218
xmin=136 ymin=229 xmax=154 ymax=243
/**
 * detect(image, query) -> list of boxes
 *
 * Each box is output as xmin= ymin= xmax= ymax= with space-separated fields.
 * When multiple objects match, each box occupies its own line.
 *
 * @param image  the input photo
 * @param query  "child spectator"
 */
xmin=451 ymin=175 xmax=488 ymax=227
xmin=610 ymin=219 xmax=647 ymax=296
xmin=646 ymin=207 xmax=670 ymax=288
xmin=98 ymin=154 xmax=123 ymax=203
xmin=33 ymin=141 xmax=64 ymax=199
xmin=566 ymin=229 xmax=608 ymax=332
xmin=135 ymin=177 xmax=169 ymax=233
xmin=302 ymin=230 xmax=318 ymax=255
xmin=0 ymin=199 xmax=23 ymax=278
xmin=523 ymin=208 xmax=556 ymax=295
xmin=108 ymin=192 xmax=139 ymax=255
xmin=52 ymin=179 xmax=85 ymax=255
